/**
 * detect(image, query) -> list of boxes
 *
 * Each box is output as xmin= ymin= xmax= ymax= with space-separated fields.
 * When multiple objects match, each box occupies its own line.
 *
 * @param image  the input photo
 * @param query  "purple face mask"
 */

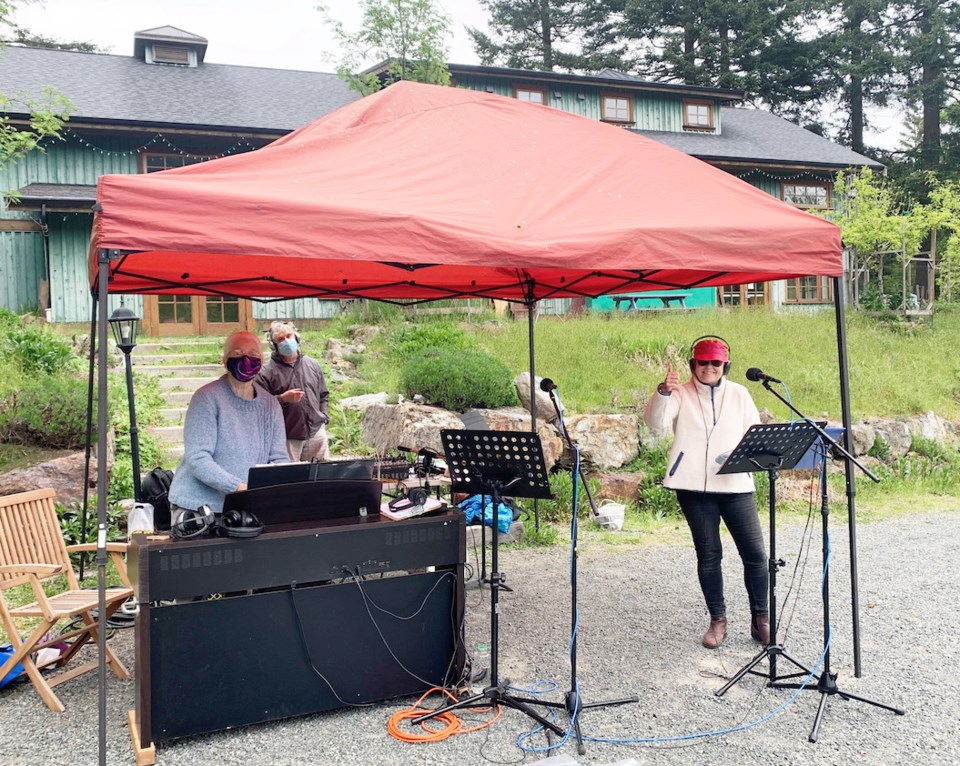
xmin=226 ymin=355 xmax=261 ymax=382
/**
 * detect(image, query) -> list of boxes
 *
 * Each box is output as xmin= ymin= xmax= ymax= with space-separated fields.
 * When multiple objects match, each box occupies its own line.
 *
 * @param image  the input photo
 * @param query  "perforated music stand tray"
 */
xmin=718 ymin=422 xmax=821 ymax=475
xmin=441 ymin=429 xmax=552 ymax=500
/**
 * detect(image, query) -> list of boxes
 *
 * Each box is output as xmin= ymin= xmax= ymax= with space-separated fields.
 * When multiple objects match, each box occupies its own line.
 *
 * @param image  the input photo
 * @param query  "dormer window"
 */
xmin=683 ymin=99 xmax=715 ymax=131
xmin=134 ymin=26 xmax=207 ymax=68
xmin=152 ymin=44 xmax=191 ymax=65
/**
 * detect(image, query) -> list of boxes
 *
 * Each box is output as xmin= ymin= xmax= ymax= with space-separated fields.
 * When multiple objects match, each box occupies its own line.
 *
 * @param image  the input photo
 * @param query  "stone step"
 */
xmin=162 ymin=391 xmax=196 ymax=406
xmin=162 ymin=445 xmax=184 ymax=466
xmin=148 ymin=425 xmax=184 ymax=445
xmin=134 ymin=363 xmax=223 ymax=377
xmin=157 ymin=377 xmax=215 ymax=392
xmin=131 ymin=353 xmax=219 ymax=365
xmin=159 ymin=407 xmax=188 ymax=424
xmin=136 ymin=340 xmax=223 ymax=352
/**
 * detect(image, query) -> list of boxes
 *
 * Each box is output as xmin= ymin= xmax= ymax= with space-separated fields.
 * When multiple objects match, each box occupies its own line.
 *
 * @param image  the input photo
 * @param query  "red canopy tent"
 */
xmin=85 ymin=82 xmax=865 ymax=759
xmin=89 ymin=80 xmax=841 ymax=301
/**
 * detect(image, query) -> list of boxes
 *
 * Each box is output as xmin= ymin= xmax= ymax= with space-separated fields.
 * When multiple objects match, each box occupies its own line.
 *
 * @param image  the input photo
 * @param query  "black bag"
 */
xmin=141 ymin=467 xmax=175 ymax=530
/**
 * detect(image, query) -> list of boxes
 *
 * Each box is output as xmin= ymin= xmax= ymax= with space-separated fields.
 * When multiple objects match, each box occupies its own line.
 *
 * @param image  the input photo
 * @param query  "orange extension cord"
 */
xmin=387 ymin=687 xmax=502 ymax=743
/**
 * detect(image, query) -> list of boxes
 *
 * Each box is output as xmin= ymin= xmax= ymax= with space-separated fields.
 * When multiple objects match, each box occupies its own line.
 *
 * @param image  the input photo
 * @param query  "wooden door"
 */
xmin=142 ymin=296 xmax=254 ymax=337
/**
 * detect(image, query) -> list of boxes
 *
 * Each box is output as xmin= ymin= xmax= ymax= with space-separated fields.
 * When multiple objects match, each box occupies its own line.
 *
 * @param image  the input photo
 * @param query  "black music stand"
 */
xmin=749 ymin=379 xmax=904 ymax=739
xmin=715 ymin=422 xmax=820 ymax=695
xmin=413 ymin=430 xmax=564 ymax=736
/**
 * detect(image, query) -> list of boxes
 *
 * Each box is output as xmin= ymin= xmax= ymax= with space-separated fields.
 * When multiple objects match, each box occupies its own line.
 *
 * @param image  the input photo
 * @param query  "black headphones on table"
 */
xmin=218 ymin=509 xmax=264 ymax=539
xmin=389 ymin=487 xmax=429 ymax=512
xmin=688 ymin=334 xmax=732 ymax=376
xmin=170 ymin=504 xmax=218 ymax=540
xmin=170 ymin=505 xmax=263 ymax=539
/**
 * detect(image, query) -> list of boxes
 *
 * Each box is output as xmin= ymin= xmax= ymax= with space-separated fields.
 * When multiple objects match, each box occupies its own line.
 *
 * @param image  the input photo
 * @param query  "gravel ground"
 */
xmin=2 ymin=510 xmax=958 ymax=766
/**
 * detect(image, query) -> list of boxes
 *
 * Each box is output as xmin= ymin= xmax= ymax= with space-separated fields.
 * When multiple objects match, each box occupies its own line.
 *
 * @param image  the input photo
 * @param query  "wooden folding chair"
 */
xmin=0 ymin=488 xmax=133 ymax=712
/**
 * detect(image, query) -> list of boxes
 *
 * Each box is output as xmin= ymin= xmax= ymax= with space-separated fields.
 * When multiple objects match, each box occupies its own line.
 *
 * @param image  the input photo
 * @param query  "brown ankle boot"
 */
xmin=751 ymin=614 xmax=771 ymax=645
xmin=702 ymin=616 xmax=728 ymax=648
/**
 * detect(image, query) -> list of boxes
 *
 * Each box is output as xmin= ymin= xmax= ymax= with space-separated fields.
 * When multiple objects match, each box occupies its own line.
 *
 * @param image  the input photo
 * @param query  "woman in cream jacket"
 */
xmin=644 ymin=337 xmax=770 ymax=649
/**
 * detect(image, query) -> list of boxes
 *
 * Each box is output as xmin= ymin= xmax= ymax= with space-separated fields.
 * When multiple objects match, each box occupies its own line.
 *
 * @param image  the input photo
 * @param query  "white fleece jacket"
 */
xmin=643 ymin=376 xmax=761 ymax=494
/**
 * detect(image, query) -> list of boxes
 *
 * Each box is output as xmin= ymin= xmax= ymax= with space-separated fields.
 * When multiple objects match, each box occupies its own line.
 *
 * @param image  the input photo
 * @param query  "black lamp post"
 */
xmin=108 ymin=305 xmax=142 ymax=502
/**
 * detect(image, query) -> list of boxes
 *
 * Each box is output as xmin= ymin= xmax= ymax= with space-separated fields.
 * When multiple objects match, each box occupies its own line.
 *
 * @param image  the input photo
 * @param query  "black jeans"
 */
xmin=676 ymin=490 xmax=768 ymax=619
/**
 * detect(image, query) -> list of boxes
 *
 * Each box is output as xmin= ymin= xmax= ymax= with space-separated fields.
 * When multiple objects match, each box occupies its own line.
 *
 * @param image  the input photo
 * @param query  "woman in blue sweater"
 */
xmin=169 ymin=331 xmax=288 ymax=516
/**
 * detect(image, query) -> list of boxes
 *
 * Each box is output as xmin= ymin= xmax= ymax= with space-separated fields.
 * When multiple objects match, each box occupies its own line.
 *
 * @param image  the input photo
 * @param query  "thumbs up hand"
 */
xmin=662 ymin=362 xmax=681 ymax=394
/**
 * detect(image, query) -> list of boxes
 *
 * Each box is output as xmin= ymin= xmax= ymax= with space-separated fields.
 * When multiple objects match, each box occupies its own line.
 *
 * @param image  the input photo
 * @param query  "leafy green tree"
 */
xmin=468 ymin=0 xmax=634 ymax=72
xmin=0 ymin=1 xmax=72 ymax=180
xmin=321 ymin=0 xmax=452 ymax=95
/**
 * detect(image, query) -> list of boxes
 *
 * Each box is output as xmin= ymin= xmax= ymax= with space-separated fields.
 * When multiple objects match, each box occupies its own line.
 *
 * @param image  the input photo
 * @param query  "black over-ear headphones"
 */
xmin=170 ymin=505 xmax=218 ymax=540
xmin=688 ymin=334 xmax=732 ymax=376
xmin=389 ymin=487 xmax=429 ymax=513
xmin=218 ymin=509 xmax=264 ymax=539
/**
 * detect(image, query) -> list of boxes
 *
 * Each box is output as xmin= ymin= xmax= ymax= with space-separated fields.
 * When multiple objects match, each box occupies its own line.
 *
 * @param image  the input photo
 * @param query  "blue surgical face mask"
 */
xmin=277 ymin=337 xmax=299 ymax=356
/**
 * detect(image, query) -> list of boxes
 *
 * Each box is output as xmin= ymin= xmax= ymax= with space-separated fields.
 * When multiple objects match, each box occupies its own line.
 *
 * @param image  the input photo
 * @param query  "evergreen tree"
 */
xmin=468 ymin=0 xmax=635 ymax=72
xmin=620 ymin=0 xmax=831 ymax=120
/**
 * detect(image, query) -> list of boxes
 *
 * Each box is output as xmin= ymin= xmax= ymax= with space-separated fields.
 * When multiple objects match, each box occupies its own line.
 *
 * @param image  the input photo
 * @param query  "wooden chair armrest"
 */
xmin=0 ymin=563 xmax=62 ymax=577
xmin=66 ymin=542 xmax=129 ymax=554
xmin=0 ymin=570 xmax=54 ymax=618
xmin=64 ymin=543 xmax=132 ymax=588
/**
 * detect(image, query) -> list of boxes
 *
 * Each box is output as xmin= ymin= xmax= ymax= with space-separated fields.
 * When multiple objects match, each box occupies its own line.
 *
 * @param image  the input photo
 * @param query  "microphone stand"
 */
xmin=750 ymin=380 xmax=903 ymax=740
xmin=532 ymin=385 xmax=637 ymax=754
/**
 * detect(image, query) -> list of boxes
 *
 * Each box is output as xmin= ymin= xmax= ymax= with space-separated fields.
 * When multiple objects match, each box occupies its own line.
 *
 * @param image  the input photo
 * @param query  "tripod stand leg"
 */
xmin=715 ymin=647 xmax=769 ymax=697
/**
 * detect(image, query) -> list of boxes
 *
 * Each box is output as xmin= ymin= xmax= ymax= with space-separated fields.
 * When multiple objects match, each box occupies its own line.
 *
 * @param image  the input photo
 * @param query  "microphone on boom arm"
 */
xmin=539 ymin=378 xmax=558 ymax=392
xmin=745 ymin=367 xmax=782 ymax=385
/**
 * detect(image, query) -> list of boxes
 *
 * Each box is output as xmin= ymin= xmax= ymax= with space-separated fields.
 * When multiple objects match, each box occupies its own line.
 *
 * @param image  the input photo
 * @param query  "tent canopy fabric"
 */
xmin=90 ymin=80 xmax=842 ymax=302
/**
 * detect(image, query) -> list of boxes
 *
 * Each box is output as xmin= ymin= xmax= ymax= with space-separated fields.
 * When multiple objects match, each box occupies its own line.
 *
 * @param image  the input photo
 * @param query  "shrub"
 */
xmin=388 ymin=322 xmax=472 ymax=361
xmin=0 ymin=374 xmax=91 ymax=448
xmin=398 ymin=348 xmax=515 ymax=410
xmin=57 ymin=501 xmax=125 ymax=547
xmin=4 ymin=326 xmax=75 ymax=375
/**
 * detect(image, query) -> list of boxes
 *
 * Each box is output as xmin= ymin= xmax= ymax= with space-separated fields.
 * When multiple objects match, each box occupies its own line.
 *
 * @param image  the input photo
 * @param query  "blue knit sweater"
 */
xmin=169 ymin=376 xmax=289 ymax=513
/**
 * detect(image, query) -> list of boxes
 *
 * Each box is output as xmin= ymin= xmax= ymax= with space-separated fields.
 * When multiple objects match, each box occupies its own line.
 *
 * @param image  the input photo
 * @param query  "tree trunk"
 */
xmin=539 ymin=0 xmax=554 ymax=70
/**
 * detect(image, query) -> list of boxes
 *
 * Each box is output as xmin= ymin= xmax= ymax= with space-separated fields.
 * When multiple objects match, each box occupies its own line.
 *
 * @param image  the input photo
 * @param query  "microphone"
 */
xmin=746 ymin=367 xmax=782 ymax=384
xmin=539 ymin=378 xmax=558 ymax=392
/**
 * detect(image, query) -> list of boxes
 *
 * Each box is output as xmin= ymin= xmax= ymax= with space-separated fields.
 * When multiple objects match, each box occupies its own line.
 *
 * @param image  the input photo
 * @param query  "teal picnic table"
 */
xmin=611 ymin=291 xmax=693 ymax=310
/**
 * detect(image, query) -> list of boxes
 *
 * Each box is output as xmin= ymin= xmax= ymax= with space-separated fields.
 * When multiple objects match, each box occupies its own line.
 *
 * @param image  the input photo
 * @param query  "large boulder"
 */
xmin=339 ymin=392 xmax=390 ymax=411
xmin=513 ymin=374 xmax=560 ymax=423
xmin=361 ymin=402 xmax=463 ymax=455
xmin=564 ymin=413 xmax=640 ymax=468
xmin=591 ymin=471 xmax=646 ymax=502
xmin=0 ymin=450 xmax=105 ymax=506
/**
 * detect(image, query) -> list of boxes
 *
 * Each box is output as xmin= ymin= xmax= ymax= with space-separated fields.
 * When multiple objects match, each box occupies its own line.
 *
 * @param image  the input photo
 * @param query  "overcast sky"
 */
xmin=10 ymin=0 xmax=488 ymax=69
xmin=10 ymin=0 xmax=902 ymax=150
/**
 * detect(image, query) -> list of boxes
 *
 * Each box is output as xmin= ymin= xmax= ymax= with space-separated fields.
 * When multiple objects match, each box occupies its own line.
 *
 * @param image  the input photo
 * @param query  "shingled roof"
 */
xmin=635 ymin=107 xmax=881 ymax=169
xmin=0 ymin=43 xmax=358 ymax=132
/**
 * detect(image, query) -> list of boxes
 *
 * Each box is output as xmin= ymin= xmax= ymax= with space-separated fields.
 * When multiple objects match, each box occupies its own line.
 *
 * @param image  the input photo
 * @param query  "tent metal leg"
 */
xmin=833 ymin=275 xmax=862 ymax=677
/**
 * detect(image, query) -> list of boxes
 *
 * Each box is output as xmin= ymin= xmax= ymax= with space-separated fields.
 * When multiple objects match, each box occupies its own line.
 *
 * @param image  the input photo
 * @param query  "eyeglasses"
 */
xmin=695 ymin=359 xmax=724 ymax=367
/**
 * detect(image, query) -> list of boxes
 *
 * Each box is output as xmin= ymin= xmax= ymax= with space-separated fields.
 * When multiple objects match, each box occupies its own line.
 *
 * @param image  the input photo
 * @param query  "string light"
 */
xmin=48 ymin=127 xmax=260 ymax=160
xmin=735 ymin=168 xmax=828 ymax=181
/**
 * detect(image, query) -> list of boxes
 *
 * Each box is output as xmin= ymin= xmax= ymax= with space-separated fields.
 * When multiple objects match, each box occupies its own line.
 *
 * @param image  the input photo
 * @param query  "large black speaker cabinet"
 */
xmin=142 ymin=572 xmax=459 ymax=742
